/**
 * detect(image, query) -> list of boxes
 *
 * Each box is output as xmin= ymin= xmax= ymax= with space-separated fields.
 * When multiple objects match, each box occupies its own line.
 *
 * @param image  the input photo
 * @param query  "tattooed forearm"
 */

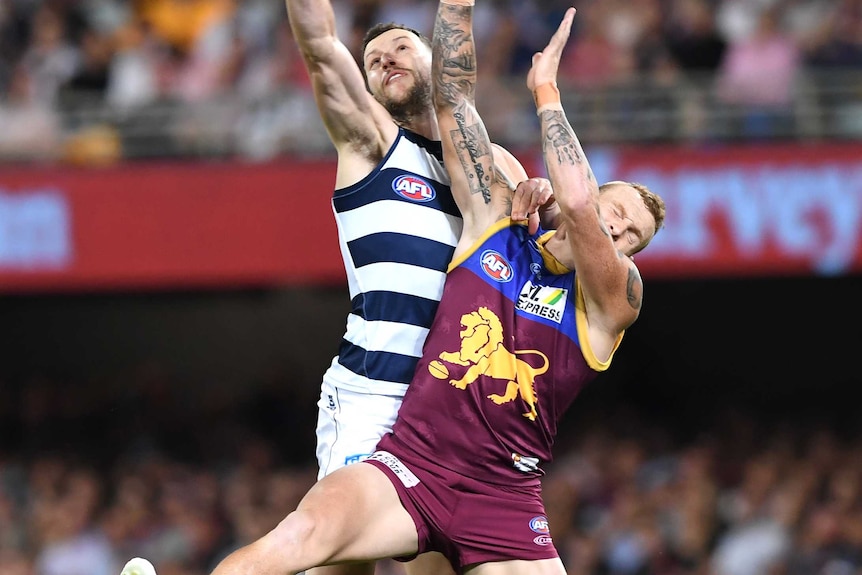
xmin=539 ymin=109 xmax=596 ymax=183
xmin=449 ymin=104 xmax=493 ymax=203
xmin=433 ymin=1 xmax=493 ymax=204
xmin=434 ymin=3 xmax=492 ymax=204
xmin=626 ymin=265 xmax=643 ymax=310
xmin=432 ymin=5 xmax=476 ymax=109
xmin=541 ymin=111 xmax=578 ymax=165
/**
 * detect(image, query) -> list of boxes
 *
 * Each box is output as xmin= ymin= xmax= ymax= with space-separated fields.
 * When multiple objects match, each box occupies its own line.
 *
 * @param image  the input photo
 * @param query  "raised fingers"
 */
xmin=511 ymin=179 xmax=538 ymax=222
xmin=546 ymin=7 xmax=575 ymax=55
xmin=513 ymin=178 xmax=555 ymax=234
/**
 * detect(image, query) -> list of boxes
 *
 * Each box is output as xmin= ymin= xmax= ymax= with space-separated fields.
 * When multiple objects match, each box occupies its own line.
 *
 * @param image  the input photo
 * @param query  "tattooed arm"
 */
xmin=532 ymin=8 xmax=643 ymax=337
xmin=432 ymin=0 xmax=526 ymax=250
xmin=285 ymin=0 xmax=396 ymax=161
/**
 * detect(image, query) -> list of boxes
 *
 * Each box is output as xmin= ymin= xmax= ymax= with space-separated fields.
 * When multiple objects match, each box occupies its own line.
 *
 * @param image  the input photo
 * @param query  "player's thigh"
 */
xmin=403 ymin=552 xmax=456 ymax=575
xmin=306 ymin=563 xmax=376 ymax=575
xmin=464 ymin=557 xmax=566 ymax=575
xmin=315 ymin=382 xmax=401 ymax=479
xmin=298 ymin=462 xmax=419 ymax=563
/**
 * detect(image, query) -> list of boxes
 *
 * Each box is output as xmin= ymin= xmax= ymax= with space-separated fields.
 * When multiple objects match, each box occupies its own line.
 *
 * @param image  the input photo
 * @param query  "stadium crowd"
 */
xmin=1 ymin=375 xmax=861 ymax=575
xmin=1 ymin=0 xmax=861 ymax=161
xmin=2 ymin=2 xmax=862 ymax=575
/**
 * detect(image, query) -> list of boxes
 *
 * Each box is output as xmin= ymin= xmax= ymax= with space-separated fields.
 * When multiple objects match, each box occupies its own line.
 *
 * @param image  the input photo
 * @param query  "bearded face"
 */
xmin=363 ymin=28 xmax=435 ymax=128
xmin=379 ymin=71 xmax=433 ymax=126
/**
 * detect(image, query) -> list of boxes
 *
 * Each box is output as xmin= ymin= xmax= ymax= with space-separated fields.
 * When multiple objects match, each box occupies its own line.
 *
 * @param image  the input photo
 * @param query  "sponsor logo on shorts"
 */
xmin=480 ymin=250 xmax=514 ymax=282
xmin=516 ymin=281 xmax=567 ymax=323
xmin=530 ymin=516 xmax=550 ymax=534
xmin=326 ymin=394 xmax=336 ymax=411
xmin=530 ymin=515 xmax=552 ymax=546
xmin=367 ymin=451 xmax=420 ymax=488
xmin=393 ymin=175 xmax=436 ymax=202
xmin=344 ymin=453 xmax=371 ymax=466
xmin=533 ymin=535 xmax=553 ymax=546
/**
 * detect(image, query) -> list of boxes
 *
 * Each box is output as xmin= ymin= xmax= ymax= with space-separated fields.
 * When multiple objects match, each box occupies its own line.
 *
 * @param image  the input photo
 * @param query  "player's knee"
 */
xmin=273 ymin=509 xmax=319 ymax=549
xmin=266 ymin=508 xmax=334 ymax=567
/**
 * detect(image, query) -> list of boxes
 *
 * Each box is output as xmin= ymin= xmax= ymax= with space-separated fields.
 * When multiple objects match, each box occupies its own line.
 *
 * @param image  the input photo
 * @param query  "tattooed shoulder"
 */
xmin=625 ymin=262 xmax=643 ymax=311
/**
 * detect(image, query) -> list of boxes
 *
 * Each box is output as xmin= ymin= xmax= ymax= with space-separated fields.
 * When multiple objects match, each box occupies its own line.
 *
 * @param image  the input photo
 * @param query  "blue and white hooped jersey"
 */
xmin=324 ymin=128 xmax=461 ymax=396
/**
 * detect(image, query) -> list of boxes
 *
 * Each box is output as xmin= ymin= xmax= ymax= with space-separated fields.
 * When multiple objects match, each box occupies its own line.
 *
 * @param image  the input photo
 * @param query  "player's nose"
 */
xmin=381 ymin=52 xmax=396 ymax=68
xmin=607 ymin=221 xmax=624 ymax=242
xmin=608 ymin=217 xmax=628 ymax=235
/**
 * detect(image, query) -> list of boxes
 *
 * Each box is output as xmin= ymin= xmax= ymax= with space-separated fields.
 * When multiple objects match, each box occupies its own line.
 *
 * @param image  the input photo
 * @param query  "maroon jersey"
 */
xmin=378 ymin=219 xmax=622 ymax=485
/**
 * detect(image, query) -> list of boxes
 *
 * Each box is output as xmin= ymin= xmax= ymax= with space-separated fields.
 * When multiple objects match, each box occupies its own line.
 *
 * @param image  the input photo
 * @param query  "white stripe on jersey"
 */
xmin=343 ymin=314 xmax=430 ymax=358
xmin=323 ymin=359 xmax=410 ymax=397
xmin=325 ymin=128 xmax=459 ymax=397
xmin=338 ymin=200 xmax=461 ymax=246
xmin=348 ymin=262 xmax=448 ymax=301
xmin=382 ymin=139 xmax=450 ymax=184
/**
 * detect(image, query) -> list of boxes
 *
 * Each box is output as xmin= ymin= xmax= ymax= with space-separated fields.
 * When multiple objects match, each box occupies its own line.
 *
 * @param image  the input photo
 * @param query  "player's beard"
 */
xmin=383 ymin=73 xmax=433 ymax=128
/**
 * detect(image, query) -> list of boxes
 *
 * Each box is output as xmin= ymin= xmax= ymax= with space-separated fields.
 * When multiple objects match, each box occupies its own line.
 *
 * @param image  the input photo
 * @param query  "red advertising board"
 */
xmin=0 ymin=161 xmax=343 ymax=292
xmin=577 ymin=143 xmax=862 ymax=279
xmin=1 ymin=142 xmax=861 ymax=292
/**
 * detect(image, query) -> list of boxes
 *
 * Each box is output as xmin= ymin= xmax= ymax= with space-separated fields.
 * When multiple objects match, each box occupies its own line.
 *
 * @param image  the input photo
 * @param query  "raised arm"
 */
xmin=530 ymin=8 xmax=644 ymax=336
xmin=286 ymin=0 xmax=391 ymax=153
xmin=432 ymin=0 xmax=524 ymax=247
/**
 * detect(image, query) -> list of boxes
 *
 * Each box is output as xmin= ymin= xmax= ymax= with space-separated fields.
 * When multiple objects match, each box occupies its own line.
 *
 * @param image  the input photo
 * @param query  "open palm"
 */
xmin=527 ymin=7 xmax=576 ymax=92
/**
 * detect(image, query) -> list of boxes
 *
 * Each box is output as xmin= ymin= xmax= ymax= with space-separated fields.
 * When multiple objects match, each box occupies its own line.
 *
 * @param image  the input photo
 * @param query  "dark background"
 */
xmin=4 ymin=273 xmax=860 ymax=467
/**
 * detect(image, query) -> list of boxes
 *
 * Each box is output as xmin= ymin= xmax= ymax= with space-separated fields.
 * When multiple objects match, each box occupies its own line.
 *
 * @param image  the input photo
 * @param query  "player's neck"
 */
xmin=542 ymin=227 xmax=577 ymax=271
xmin=398 ymin=111 xmax=439 ymax=141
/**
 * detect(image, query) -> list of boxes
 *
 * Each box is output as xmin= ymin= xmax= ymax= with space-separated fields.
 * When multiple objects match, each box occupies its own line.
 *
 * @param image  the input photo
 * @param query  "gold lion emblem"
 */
xmin=428 ymin=306 xmax=549 ymax=421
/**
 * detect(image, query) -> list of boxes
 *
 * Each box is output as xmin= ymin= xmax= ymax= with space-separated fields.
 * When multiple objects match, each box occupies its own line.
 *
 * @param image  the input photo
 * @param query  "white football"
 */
xmin=121 ymin=557 xmax=157 ymax=575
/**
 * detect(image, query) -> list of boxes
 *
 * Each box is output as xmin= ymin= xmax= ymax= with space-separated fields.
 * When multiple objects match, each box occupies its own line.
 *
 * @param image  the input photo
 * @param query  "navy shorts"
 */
xmin=363 ymin=448 xmax=558 ymax=572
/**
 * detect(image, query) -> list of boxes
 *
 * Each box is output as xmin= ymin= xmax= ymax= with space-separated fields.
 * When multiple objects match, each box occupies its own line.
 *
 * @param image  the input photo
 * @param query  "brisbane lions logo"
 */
xmin=427 ymin=306 xmax=548 ymax=421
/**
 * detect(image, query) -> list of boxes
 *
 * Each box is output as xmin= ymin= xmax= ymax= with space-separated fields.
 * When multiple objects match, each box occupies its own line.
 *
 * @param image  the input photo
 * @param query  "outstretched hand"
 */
xmin=526 ymin=7 xmax=576 ymax=92
xmin=513 ymin=177 xmax=557 ymax=235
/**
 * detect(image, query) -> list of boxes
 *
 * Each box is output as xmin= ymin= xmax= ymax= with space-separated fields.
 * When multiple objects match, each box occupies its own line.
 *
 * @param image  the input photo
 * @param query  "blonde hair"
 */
xmin=600 ymin=180 xmax=666 ymax=233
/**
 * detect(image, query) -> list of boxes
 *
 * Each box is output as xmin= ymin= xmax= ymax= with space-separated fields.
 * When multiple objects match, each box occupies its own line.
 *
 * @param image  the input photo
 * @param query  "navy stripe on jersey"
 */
xmin=334 ymin=169 xmax=460 ymax=216
xmin=337 ymin=340 xmax=420 ymax=385
xmin=401 ymin=130 xmax=444 ymax=161
xmin=324 ymin=127 xmax=460 ymax=395
xmin=348 ymin=233 xmax=455 ymax=269
xmin=351 ymin=291 xmax=440 ymax=327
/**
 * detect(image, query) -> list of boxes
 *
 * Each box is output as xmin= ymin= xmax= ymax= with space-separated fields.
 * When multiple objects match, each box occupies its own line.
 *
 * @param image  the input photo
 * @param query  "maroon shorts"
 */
xmin=363 ymin=448 xmax=558 ymax=572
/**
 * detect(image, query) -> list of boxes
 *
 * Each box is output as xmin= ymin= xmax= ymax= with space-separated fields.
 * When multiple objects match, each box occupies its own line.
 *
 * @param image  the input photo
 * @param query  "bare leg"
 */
xmin=305 ymin=543 xmax=454 ymax=575
xmin=403 ymin=552 xmax=456 ymax=575
xmin=465 ymin=558 xmax=566 ymax=575
xmin=307 ymin=564 xmax=376 ymax=575
xmin=210 ymin=463 xmax=418 ymax=575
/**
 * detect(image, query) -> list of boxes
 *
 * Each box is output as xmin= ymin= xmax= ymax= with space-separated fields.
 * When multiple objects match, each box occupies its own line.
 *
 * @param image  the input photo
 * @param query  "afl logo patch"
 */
xmin=529 ymin=516 xmax=550 ymax=534
xmin=480 ymin=250 xmax=513 ymax=282
xmin=393 ymin=175 xmax=436 ymax=202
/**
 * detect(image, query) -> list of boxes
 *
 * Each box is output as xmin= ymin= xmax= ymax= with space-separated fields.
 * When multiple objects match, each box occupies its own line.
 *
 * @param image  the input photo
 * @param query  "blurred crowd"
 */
xmin=2 ymin=3 xmax=861 ymax=574
xmin=1 ymin=0 xmax=861 ymax=162
xmin=1 ymin=400 xmax=861 ymax=575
